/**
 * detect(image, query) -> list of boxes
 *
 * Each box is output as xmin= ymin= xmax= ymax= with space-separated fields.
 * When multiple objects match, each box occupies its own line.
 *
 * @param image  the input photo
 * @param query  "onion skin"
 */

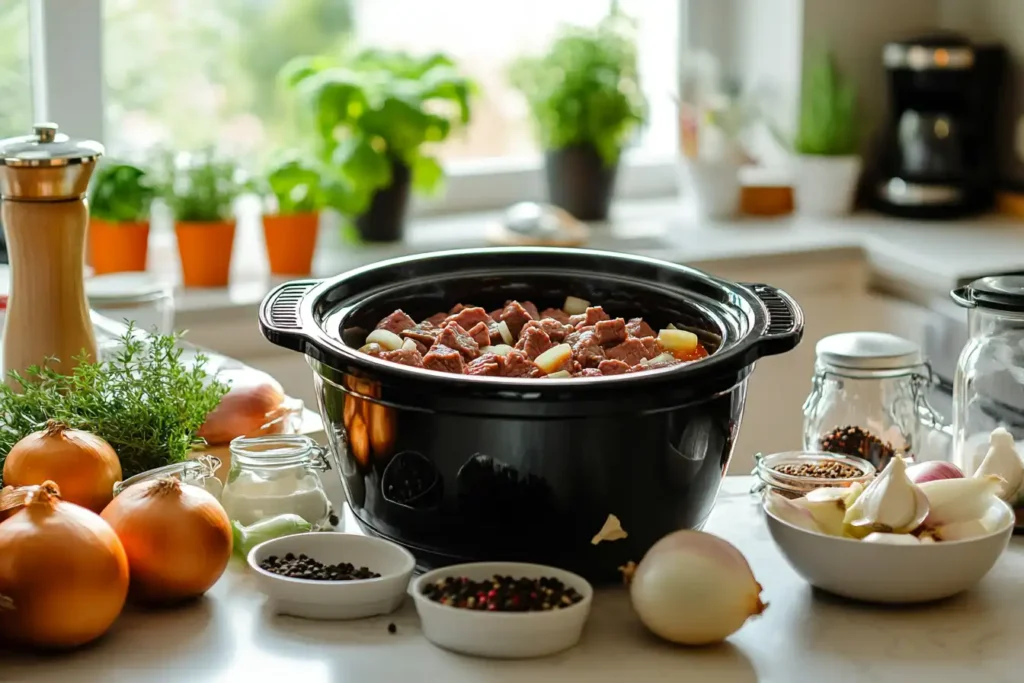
xmin=197 ymin=368 xmax=288 ymax=446
xmin=101 ymin=478 xmax=232 ymax=605
xmin=2 ymin=421 xmax=122 ymax=513
xmin=907 ymin=461 xmax=964 ymax=485
xmin=0 ymin=481 xmax=129 ymax=649
xmin=630 ymin=530 xmax=766 ymax=646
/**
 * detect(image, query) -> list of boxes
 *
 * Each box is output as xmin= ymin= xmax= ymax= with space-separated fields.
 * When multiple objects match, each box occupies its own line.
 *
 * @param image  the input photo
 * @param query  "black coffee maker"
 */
xmin=870 ymin=33 xmax=1005 ymax=219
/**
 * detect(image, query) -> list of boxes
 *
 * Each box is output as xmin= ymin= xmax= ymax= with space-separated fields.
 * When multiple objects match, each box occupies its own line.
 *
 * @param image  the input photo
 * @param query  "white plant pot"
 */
xmin=678 ymin=159 xmax=742 ymax=220
xmin=792 ymin=154 xmax=862 ymax=217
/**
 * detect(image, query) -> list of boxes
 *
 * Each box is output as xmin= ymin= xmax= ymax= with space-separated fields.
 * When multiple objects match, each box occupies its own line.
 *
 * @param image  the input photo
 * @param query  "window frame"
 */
xmin=28 ymin=0 xmax=689 ymax=215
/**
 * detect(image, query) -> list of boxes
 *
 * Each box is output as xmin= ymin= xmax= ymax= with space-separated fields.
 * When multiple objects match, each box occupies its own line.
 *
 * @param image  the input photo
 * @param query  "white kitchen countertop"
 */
xmin=6 ymin=476 xmax=1023 ymax=683
xmin=136 ymin=199 xmax=1024 ymax=323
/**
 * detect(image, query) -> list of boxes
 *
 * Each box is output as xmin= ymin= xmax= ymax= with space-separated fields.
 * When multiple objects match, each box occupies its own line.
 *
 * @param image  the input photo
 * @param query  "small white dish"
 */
xmin=411 ymin=561 xmax=593 ymax=659
xmin=247 ymin=532 xmax=415 ymax=620
xmin=765 ymin=498 xmax=1014 ymax=604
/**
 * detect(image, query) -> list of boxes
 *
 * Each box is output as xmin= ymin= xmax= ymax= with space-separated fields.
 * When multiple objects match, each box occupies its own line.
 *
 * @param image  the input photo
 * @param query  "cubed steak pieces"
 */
xmin=380 ymin=348 xmax=424 ymax=367
xmin=502 ymin=350 xmax=542 ymax=378
xmin=598 ymin=359 xmax=631 ymax=375
xmin=433 ymin=322 xmax=480 ymax=361
xmin=467 ymin=352 xmax=505 ymax=376
xmin=423 ymin=344 xmax=465 ymax=374
xmin=594 ymin=318 xmax=627 ymax=346
xmin=446 ymin=306 xmax=492 ymax=331
xmin=500 ymin=301 xmax=535 ymax=338
xmin=375 ymin=310 xmax=416 ymax=335
xmin=626 ymin=318 xmax=656 ymax=338
xmin=571 ymin=330 xmax=606 ymax=368
xmin=515 ymin=323 xmax=554 ymax=360
xmin=606 ymin=337 xmax=659 ymax=366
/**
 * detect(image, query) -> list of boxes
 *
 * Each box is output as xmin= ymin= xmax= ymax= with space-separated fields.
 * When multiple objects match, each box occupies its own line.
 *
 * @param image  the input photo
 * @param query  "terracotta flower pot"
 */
xmin=175 ymin=221 xmax=236 ymax=288
xmin=263 ymin=212 xmax=319 ymax=276
xmin=89 ymin=219 xmax=150 ymax=274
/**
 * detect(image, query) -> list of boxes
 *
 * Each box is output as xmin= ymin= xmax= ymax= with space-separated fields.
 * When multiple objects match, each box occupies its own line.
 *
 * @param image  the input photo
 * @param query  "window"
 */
xmin=29 ymin=0 xmax=684 ymax=212
xmin=0 ymin=0 xmax=32 ymax=138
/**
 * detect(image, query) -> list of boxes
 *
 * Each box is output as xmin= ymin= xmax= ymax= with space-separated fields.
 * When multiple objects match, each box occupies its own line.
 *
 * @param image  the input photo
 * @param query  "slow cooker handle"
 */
xmin=741 ymin=283 xmax=805 ymax=359
xmin=258 ymin=279 xmax=322 ymax=353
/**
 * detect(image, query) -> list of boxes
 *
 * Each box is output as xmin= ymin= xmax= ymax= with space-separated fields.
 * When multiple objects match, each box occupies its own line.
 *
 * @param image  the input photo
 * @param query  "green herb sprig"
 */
xmin=0 ymin=326 xmax=228 ymax=486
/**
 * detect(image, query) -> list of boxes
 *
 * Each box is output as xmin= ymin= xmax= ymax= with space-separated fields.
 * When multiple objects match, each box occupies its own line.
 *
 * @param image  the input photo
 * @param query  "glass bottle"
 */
xmin=951 ymin=276 xmax=1024 ymax=476
xmin=221 ymin=434 xmax=332 ymax=529
xmin=803 ymin=332 xmax=948 ymax=468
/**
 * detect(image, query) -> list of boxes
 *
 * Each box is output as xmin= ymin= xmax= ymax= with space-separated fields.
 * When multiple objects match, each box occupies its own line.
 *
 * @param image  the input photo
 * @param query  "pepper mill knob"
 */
xmin=33 ymin=122 xmax=58 ymax=143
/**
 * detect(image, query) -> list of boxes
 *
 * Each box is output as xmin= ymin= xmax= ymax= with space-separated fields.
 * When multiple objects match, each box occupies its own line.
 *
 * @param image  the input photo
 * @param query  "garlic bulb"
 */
xmin=765 ymin=493 xmax=824 ymax=534
xmin=919 ymin=475 xmax=1003 ymax=527
xmin=843 ymin=456 xmax=929 ymax=535
xmin=974 ymin=428 xmax=1024 ymax=502
xmin=862 ymin=532 xmax=921 ymax=545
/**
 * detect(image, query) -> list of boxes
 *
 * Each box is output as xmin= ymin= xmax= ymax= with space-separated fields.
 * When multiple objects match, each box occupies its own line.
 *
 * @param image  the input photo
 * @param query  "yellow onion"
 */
xmin=0 ymin=481 xmax=129 ymax=649
xmin=197 ymin=368 xmax=289 ymax=446
xmin=101 ymin=478 xmax=232 ymax=605
xmin=2 ymin=420 xmax=122 ymax=513
xmin=629 ymin=529 xmax=766 ymax=646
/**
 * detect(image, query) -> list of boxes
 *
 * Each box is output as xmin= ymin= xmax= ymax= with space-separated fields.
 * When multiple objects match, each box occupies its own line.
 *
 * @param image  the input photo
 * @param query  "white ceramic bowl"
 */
xmin=411 ymin=561 xmax=594 ymax=659
xmin=765 ymin=498 xmax=1014 ymax=603
xmin=247 ymin=532 xmax=415 ymax=619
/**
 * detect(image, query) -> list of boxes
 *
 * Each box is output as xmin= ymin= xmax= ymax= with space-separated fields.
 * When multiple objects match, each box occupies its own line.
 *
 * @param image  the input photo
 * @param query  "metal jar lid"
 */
xmin=815 ymin=332 xmax=923 ymax=371
xmin=0 ymin=123 xmax=104 ymax=200
xmin=952 ymin=275 xmax=1024 ymax=313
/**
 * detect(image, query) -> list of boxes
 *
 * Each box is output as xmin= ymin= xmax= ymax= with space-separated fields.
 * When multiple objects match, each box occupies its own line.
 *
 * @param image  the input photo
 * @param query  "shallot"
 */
xmin=629 ymin=529 xmax=766 ymax=646
xmin=906 ymin=461 xmax=963 ymax=485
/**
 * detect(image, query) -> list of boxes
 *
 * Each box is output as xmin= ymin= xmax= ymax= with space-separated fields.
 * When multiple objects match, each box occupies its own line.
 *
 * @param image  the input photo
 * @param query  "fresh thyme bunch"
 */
xmin=0 ymin=326 xmax=228 ymax=485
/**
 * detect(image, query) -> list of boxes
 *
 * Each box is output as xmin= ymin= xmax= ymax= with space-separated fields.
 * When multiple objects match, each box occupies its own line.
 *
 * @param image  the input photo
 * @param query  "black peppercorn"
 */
xmin=258 ymin=555 xmax=381 ymax=581
xmin=387 ymin=623 xmax=397 ymax=634
xmin=422 ymin=574 xmax=583 ymax=612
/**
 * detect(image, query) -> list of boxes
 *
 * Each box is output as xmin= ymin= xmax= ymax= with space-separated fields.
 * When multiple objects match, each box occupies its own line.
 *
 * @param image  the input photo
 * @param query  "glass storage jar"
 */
xmin=221 ymin=434 xmax=332 ymax=529
xmin=803 ymin=332 xmax=948 ymax=468
xmin=951 ymin=276 xmax=1024 ymax=477
xmin=113 ymin=456 xmax=223 ymax=499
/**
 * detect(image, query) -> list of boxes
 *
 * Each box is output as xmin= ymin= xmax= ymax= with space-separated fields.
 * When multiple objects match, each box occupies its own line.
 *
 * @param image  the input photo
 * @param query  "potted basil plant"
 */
xmin=281 ymin=49 xmax=474 ymax=242
xmin=160 ymin=150 xmax=247 ymax=288
xmin=510 ymin=10 xmax=647 ymax=221
xmin=88 ymin=161 xmax=156 ymax=274
xmin=261 ymin=154 xmax=324 ymax=276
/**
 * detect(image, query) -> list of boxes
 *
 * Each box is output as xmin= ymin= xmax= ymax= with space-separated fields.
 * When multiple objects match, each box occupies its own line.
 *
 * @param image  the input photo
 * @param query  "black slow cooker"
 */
xmin=259 ymin=247 xmax=803 ymax=582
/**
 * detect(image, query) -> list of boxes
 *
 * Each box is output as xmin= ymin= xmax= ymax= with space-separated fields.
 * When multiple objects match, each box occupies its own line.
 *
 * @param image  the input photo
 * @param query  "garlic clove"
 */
xmin=923 ymin=519 xmax=990 ymax=542
xmin=920 ymin=475 xmax=1004 ymax=526
xmin=765 ymin=493 xmax=825 ymax=534
xmin=792 ymin=497 xmax=846 ymax=537
xmin=973 ymin=427 xmax=1024 ymax=501
xmin=843 ymin=456 xmax=930 ymax=534
xmin=862 ymin=532 xmax=921 ymax=545
xmin=805 ymin=481 xmax=865 ymax=509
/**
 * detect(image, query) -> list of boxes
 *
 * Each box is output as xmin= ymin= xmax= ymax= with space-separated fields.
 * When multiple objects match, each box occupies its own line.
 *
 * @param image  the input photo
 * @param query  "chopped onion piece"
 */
xmin=666 ymin=323 xmax=678 ymax=330
xmin=496 ymin=320 xmax=514 ymax=345
xmin=534 ymin=343 xmax=572 ymax=374
xmin=481 ymin=344 xmax=513 ymax=357
xmin=563 ymin=296 xmax=591 ymax=315
xmin=658 ymin=328 xmax=698 ymax=354
xmin=546 ymin=370 xmax=572 ymax=379
xmin=642 ymin=352 xmax=675 ymax=367
xmin=358 ymin=342 xmax=383 ymax=354
xmin=366 ymin=328 xmax=404 ymax=351
xmin=401 ymin=338 xmax=418 ymax=352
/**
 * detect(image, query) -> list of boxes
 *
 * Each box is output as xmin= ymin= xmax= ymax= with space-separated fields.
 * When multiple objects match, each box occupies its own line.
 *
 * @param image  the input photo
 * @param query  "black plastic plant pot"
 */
xmin=545 ymin=145 xmax=619 ymax=222
xmin=354 ymin=160 xmax=412 ymax=243
xmin=258 ymin=247 xmax=804 ymax=583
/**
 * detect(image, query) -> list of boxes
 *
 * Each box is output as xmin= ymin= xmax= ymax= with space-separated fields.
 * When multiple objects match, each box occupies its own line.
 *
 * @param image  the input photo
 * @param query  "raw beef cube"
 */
xmin=580 ymin=306 xmax=610 ymax=327
xmin=540 ymin=308 xmax=571 ymax=324
xmin=594 ymin=318 xmax=627 ymax=346
xmin=489 ymin=308 xmax=503 ymax=322
xmin=626 ymin=318 xmax=656 ymax=338
xmin=571 ymin=330 xmax=606 ymax=368
xmin=449 ymin=303 xmax=467 ymax=315
xmin=527 ymin=318 xmax=570 ymax=343
xmin=423 ymin=345 xmax=466 ymax=374
xmin=401 ymin=323 xmax=440 ymax=348
xmin=500 ymin=301 xmax=534 ymax=338
xmin=487 ymin=321 xmax=505 ymax=345
xmin=606 ymin=338 xmax=657 ymax=366
xmin=522 ymin=301 xmax=540 ymax=320
xmin=567 ymin=314 xmax=586 ymax=327
xmin=380 ymin=348 xmax=424 ymax=367
xmin=598 ymin=359 xmax=631 ymax=375
xmin=446 ymin=306 xmax=492 ymax=331
xmin=577 ymin=368 xmax=603 ymax=377
xmin=467 ymin=321 xmax=491 ymax=347
xmin=375 ymin=310 xmax=416 ymax=335
xmin=467 ymin=352 xmax=505 ymax=376
xmin=640 ymin=337 xmax=661 ymax=357
xmin=514 ymin=324 xmax=553 ymax=360
xmin=564 ymin=325 xmax=593 ymax=348
xmin=424 ymin=312 xmax=447 ymax=327
xmin=502 ymin=350 xmax=542 ymax=378
xmin=433 ymin=322 xmax=480 ymax=360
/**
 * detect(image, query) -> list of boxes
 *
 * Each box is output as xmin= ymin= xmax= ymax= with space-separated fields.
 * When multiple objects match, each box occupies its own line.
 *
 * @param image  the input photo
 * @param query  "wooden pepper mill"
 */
xmin=0 ymin=123 xmax=104 ymax=387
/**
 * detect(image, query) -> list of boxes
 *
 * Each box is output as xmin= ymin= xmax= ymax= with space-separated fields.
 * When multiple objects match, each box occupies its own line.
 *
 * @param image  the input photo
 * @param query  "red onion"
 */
xmin=906 ymin=461 xmax=963 ymax=485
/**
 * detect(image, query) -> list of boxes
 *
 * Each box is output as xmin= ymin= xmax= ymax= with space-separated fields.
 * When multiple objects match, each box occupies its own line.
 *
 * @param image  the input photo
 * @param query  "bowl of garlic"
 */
xmin=763 ymin=452 xmax=1013 ymax=604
